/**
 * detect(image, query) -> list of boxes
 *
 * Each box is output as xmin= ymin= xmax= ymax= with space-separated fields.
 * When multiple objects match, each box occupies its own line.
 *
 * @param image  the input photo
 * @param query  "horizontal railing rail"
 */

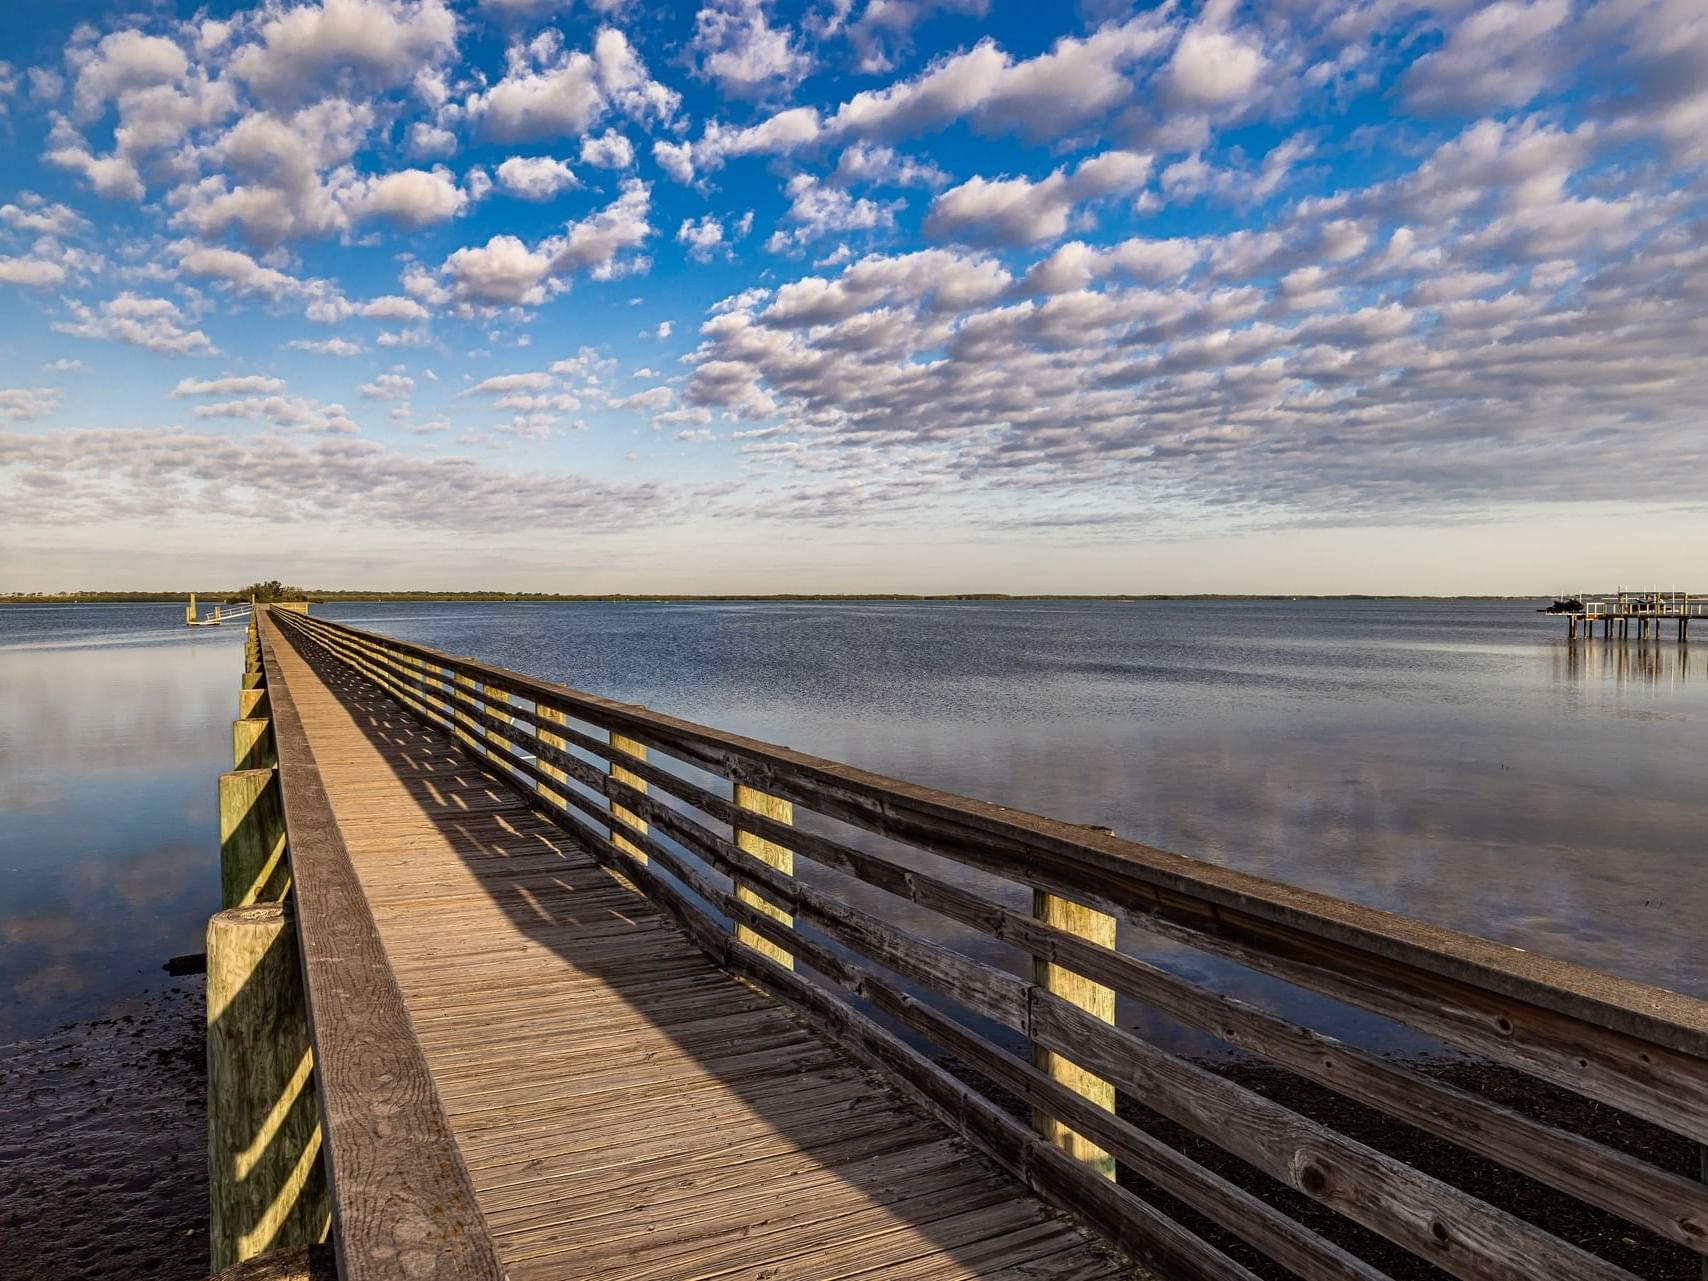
xmin=256 ymin=611 xmax=504 ymax=1281
xmin=274 ymin=608 xmax=1708 ymax=1281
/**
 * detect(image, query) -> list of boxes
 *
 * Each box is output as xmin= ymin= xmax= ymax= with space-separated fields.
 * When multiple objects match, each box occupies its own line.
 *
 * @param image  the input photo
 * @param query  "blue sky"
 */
xmin=1 ymin=0 xmax=1706 ymax=592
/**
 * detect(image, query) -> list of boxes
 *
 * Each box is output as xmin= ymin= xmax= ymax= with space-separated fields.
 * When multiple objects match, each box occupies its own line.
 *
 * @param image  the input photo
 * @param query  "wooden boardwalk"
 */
xmin=265 ymin=619 xmax=1131 ymax=1281
xmin=224 ymin=607 xmax=1708 ymax=1281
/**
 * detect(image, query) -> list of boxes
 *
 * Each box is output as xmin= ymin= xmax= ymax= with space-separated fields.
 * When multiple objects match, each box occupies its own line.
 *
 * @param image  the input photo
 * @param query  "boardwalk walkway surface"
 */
xmin=264 ymin=618 xmax=1132 ymax=1281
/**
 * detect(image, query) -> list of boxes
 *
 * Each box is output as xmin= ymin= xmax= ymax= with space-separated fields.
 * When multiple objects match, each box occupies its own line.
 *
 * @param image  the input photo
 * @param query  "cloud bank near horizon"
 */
xmin=2 ymin=0 xmax=1707 ymax=587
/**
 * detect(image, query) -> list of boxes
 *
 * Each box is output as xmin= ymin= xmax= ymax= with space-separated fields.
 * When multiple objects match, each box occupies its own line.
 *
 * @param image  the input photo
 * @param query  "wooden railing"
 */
xmin=273 ymin=608 xmax=1708 ymax=1281
xmin=211 ymin=611 xmax=503 ymax=1281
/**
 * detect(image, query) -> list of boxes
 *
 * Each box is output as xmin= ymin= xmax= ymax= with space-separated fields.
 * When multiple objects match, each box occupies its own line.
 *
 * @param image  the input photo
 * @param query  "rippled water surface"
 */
xmin=3 ymin=599 xmax=1705 ymax=1046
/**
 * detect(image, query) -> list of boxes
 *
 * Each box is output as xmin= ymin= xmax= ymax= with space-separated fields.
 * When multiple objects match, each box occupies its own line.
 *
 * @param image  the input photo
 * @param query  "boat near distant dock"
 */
xmin=1541 ymin=587 xmax=1704 ymax=640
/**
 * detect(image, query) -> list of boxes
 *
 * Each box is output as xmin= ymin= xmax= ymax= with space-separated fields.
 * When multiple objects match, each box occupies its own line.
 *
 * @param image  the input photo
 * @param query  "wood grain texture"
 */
xmin=257 ymin=612 xmax=505 ymax=1281
xmin=263 ymin=611 xmax=1130 ymax=1281
xmin=1030 ymin=997 xmax=1642 ymax=1281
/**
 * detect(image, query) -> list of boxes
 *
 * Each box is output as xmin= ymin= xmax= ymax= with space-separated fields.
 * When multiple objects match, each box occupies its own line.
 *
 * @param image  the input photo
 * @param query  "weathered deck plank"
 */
xmin=265 ymin=618 xmax=1133 ymax=1281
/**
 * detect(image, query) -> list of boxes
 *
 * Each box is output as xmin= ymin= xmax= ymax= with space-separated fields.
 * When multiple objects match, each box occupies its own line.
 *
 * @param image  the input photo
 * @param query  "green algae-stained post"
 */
xmin=219 ymin=768 xmax=288 ymax=908
xmin=206 ymin=902 xmax=329 ymax=1272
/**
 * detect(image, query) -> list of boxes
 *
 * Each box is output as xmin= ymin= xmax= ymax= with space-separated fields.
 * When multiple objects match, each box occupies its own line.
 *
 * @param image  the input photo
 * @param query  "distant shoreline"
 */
xmin=1 ymin=591 xmax=1546 ymax=604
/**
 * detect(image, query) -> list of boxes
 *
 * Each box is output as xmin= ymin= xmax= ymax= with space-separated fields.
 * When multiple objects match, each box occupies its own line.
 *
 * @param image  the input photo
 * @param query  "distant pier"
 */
xmin=1552 ymin=589 xmax=1703 ymax=641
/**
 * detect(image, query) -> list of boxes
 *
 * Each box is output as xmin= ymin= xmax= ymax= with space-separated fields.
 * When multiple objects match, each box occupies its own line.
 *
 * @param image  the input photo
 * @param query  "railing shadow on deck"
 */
xmin=268 ymin=608 xmax=1708 ymax=1281
xmin=272 ymin=620 xmax=1133 ymax=1281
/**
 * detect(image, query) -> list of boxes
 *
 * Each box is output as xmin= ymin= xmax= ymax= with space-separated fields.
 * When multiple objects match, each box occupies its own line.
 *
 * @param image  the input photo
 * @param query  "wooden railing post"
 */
xmin=207 ymin=902 xmax=330 ymax=1271
xmin=535 ymin=704 xmax=569 ymax=811
xmin=1032 ymin=886 xmax=1118 ymax=1180
xmin=482 ymin=680 xmax=508 ymax=763
xmin=234 ymin=717 xmax=275 ymax=770
xmin=609 ymin=732 xmax=648 ymax=863
xmin=219 ymin=768 xmax=289 ymax=907
xmin=235 ymin=633 xmax=274 ymax=768
xmin=733 ymin=785 xmax=794 ymax=968
xmin=451 ymin=670 xmax=480 ymax=753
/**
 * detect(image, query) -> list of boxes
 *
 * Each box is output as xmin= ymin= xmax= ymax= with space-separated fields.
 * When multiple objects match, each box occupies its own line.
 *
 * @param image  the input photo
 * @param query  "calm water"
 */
xmin=3 ymin=599 xmax=1705 ymax=1050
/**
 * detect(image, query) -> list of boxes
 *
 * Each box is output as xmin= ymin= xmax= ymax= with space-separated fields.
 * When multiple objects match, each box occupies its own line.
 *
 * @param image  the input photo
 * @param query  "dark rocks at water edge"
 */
xmin=0 ymin=984 xmax=206 ymax=1280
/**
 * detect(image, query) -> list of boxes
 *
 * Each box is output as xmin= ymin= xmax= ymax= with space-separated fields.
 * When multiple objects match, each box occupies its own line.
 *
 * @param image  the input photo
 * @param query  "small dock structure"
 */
xmin=208 ymin=606 xmax=1708 ymax=1281
xmin=1553 ymin=589 xmax=1704 ymax=641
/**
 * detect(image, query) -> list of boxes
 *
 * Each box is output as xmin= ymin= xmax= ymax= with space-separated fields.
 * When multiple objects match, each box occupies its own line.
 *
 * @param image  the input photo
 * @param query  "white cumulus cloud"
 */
xmin=496 ymin=155 xmax=580 ymax=199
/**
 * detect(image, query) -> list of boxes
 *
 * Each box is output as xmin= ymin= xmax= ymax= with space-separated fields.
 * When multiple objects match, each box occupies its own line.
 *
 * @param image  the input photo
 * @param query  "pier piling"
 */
xmin=233 ymin=717 xmax=275 ymax=770
xmin=219 ymin=768 xmax=289 ymax=907
xmin=206 ymin=902 xmax=329 ymax=1271
xmin=1555 ymin=589 xmax=1702 ymax=643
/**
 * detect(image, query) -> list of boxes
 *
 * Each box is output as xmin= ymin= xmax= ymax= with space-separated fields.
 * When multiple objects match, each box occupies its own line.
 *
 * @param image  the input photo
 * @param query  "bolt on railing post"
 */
xmin=1032 ymin=872 xmax=1118 ymax=1181
xmin=733 ymin=785 xmax=794 ymax=969
xmin=609 ymin=732 xmax=649 ymax=864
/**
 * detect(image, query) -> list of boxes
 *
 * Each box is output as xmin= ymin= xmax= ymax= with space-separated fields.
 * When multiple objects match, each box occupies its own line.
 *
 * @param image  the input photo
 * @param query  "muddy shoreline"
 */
xmin=0 ymin=983 xmax=207 ymax=1281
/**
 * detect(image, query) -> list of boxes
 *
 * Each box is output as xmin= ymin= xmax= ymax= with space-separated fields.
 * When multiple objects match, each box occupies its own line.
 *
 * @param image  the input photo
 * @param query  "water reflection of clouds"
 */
xmin=0 ymin=644 xmax=237 ymax=777
xmin=0 ymin=779 xmax=65 ymax=813
xmin=753 ymin=703 xmax=1708 ymax=1005
xmin=0 ymin=836 xmax=211 ymax=1038
xmin=0 ymin=609 xmax=230 ymax=1040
